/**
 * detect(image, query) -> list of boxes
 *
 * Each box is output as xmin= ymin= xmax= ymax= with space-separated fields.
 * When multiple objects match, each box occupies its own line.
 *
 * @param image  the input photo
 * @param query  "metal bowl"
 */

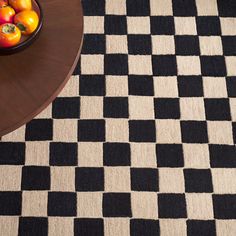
xmin=0 ymin=0 xmax=43 ymax=55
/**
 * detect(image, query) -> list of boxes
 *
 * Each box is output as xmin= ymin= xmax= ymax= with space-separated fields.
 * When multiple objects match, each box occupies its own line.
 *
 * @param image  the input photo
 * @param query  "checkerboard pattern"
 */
xmin=1 ymin=0 xmax=236 ymax=235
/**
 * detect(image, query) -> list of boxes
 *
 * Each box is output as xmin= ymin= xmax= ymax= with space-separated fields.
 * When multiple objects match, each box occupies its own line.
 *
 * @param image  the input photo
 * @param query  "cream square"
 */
xmin=84 ymin=16 xmax=104 ymax=34
xmin=80 ymin=97 xmax=103 ymax=119
xmin=132 ymin=192 xmax=158 ymax=219
xmin=49 ymin=218 xmax=73 ymax=236
xmin=129 ymin=96 xmax=154 ymax=119
xmin=81 ymin=55 xmax=104 ymax=75
xmin=200 ymin=36 xmax=223 ymax=55
xmin=196 ymin=0 xmax=218 ymax=15
xmin=160 ymin=220 xmax=187 ymax=236
xmin=150 ymin=0 xmax=173 ymax=16
xmin=78 ymin=142 xmax=103 ymax=167
xmin=22 ymin=191 xmax=47 ymax=216
xmin=127 ymin=17 xmax=150 ymax=34
xmin=221 ymin=18 xmax=236 ymax=36
xmin=208 ymin=121 xmax=233 ymax=145
xmin=131 ymin=143 xmax=157 ymax=167
xmin=216 ymin=220 xmax=236 ymax=236
xmin=180 ymin=98 xmax=205 ymax=120
xmin=0 ymin=217 xmax=18 ymax=236
xmin=230 ymin=98 xmax=236 ymax=121
xmin=0 ymin=166 xmax=21 ymax=191
xmin=152 ymin=36 xmax=175 ymax=55
xmin=106 ymin=76 xmax=128 ymax=96
xmin=105 ymin=167 xmax=130 ymax=192
xmin=104 ymin=219 xmax=130 ymax=236
xmin=36 ymin=105 xmax=52 ymax=119
xmin=154 ymin=77 xmax=178 ymax=97
xmin=25 ymin=142 xmax=49 ymax=166
xmin=106 ymin=0 xmax=126 ymax=15
xmin=129 ymin=55 xmax=152 ymax=75
xmin=51 ymin=167 xmax=75 ymax=191
xmin=175 ymin=17 xmax=197 ymax=35
xmin=2 ymin=125 xmax=26 ymax=141
xmin=53 ymin=119 xmax=77 ymax=142
xmin=186 ymin=193 xmax=214 ymax=219
xmin=106 ymin=35 xmax=128 ymax=54
xmin=226 ymin=57 xmax=236 ymax=76
xmin=212 ymin=169 xmax=236 ymax=194
xmin=203 ymin=77 xmax=227 ymax=98
xmin=156 ymin=120 xmax=181 ymax=144
xmin=159 ymin=169 xmax=185 ymax=193
xmin=183 ymin=144 xmax=210 ymax=168
xmin=106 ymin=119 xmax=129 ymax=142
xmin=77 ymin=192 xmax=102 ymax=217
xmin=58 ymin=76 xmax=79 ymax=97
xmin=177 ymin=56 xmax=201 ymax=75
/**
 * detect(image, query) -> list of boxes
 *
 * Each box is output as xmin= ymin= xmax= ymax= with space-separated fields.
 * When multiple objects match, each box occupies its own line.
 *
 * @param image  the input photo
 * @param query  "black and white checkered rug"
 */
xmin=1 ymin=0 xmax=236 ymax=235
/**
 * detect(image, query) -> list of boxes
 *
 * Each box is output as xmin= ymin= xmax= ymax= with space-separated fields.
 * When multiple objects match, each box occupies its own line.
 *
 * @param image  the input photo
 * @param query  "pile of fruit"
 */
xmin=0 ymin=0 xmax=39 ymax=48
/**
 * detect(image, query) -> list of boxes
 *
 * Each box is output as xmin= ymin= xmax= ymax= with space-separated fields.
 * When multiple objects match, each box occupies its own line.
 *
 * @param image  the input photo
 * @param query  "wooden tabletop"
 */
xmin=0 ymin=0 xmax=83 ymax=136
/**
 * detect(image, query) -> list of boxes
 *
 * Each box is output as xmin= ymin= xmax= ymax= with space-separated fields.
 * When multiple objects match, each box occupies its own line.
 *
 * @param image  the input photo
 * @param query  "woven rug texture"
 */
xmin=1 ymin=0 xmax=236 ymax=235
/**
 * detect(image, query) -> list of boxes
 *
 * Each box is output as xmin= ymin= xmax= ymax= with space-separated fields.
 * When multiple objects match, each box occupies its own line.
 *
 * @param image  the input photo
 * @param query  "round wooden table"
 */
xmin=0 ymin=0 xmax=83 ymax=136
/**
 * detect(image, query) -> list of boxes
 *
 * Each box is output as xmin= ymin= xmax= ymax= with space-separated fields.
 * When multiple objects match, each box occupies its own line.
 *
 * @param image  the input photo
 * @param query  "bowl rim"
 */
xmin=0 ymin=0 xmax=43 ymax=54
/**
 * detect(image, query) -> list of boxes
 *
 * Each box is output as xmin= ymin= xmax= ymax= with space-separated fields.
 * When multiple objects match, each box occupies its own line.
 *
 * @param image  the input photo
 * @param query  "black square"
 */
xmin=213 ymin=194 xmax=236 ymax=219
xmin=178 ymin=76 xmax=203 ymax=97
xmin=128 ymin=76 xmax=154 ymax=96
xmin=21 ymin=166 xmax=50 ymax=190
xmin=105 ymin=16 xmax=127 ymax=35
xmin=222 ymin=37 xmax=236 ymax=56
xmin=74 ymin=218 xmax=104 ymax=236
xmin=78 ymin=120 xmax=105 ymax=142
xmin=103 ymin=193 xmax=131 ymax=217
xmin=184 ymin=169 xmax=213 ymax=193
xmin=75 ymin=167 xmax=104 ymax=191
xmin=200 ymin=56 xmax=226 ymax=76
xmin=152 ymin=56 xmax=177 ymax=76
xmin=103 ymin=143 xmax=130 ymax=166
xmin=130 ymin=220 xmax=160 ymax=236
xmin=204 ymin=99 xmax=231 ymax=121
xmin=233 ymin=123 xmax=236 ymax=144
xmin=50 ymin=142 xmax=77 ymax=166
xmin=217 ymin=0 xmax=236 ymax=17
xmin=158 ymin=194 xmax=187 ymax=218
xmin=131 ymin=168 xmax=158 ymax=191
xmin=19 ymin=217 xmax=48 ymax=236
xmin=126 ymin=0 xmax=150 ymax=16
xmin=0 ymin=192 xmax=21 ymax=215
xmin=181 ymin=121 xmax=208 ymax=143
xmin=154 ymin=98 xmax=180 ymax=119
xmin=226 ymin=77 xmax=236 ymax=97
xmin=104 ymin=54 xmax=128 ymax=75
xmin=187 ymin=220 xmax=216 ymax=236
xmin=129 ymin=120 xmax=156 ymax=142
xmin=25 ymin=119 xmax=53 ymax=141
xmin=82 ymin=0 xmax=105 ymax=16
xmin=0 ymin=142 xmax=25 ymax=165
xmin=173 ymin=0 xmax=197 ymax=16
xmin=151 ymin=16 xmax=175 ymax=35
xmin=209 ymin=145 xmax=236 ymax=168
xmin=104 ymin=97 xmax=128 ymax=118
xmin=175 ymin=36 xmax=200 ymax=55
xmin=48 ymin=192 xmax=76 ymax=216
xmin=82 ymin=34 xmax=105 ymax=54
xmin=52 ymin=97 xmax=80 ymax=119
xmin=196 ymin=17 xmax=221 ymax=36
xmin=79 ymin=76 xmax=105 ymax=96
xmin=73 ymin=58 xmax=81 ymax=75
xmin=128 ymin=35 xmax=152 ymax=55
xmin=156 ymin=144 xmax=184 ymax=167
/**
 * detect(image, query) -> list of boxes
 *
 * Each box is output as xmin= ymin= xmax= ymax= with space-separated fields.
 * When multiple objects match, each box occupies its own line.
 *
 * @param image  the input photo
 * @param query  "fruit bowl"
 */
xmin=0 ymin=0 xmax=43 ymax=55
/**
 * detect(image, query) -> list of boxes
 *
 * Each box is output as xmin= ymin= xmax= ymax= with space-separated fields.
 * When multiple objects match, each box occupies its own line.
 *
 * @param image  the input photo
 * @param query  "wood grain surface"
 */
xmin=0 ymin=0 xmax=83 ymax=136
